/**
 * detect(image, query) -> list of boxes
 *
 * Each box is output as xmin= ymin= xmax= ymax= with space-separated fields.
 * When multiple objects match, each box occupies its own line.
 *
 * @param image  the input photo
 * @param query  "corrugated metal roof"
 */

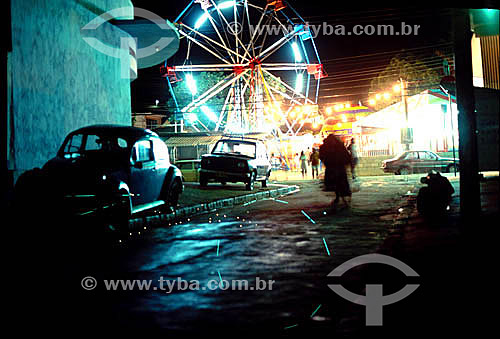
xmin=163 ymin=135 xmax=222 ymax=146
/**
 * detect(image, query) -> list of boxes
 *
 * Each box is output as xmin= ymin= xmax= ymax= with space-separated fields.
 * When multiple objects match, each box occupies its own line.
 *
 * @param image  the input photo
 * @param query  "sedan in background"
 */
xmin=381 ymin=150 xmax=459 ymax=175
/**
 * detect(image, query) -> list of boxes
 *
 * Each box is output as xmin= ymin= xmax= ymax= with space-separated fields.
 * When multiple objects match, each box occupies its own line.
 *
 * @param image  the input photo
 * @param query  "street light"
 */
xmin=185 ymin=73 xmax=197 ymax=95
xmin=291 ymin=42 xmax=303 ymax=62
xmin=200 ymin=105 xmax=218 ymax=122
xmin=194 ymin=1 xmax=235 ymax=29
xmin=295 ymin=73 xmax=304 ymax=93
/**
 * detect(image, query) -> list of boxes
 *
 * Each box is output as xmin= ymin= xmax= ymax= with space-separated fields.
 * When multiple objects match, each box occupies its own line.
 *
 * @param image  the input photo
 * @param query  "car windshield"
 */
xmin=60 ymin=133 xmax=129 ymax=158
xmin=212 ymin=140 xmax=256 ymax=158
xmin=396 ymin=151 xmax=415 ymax=160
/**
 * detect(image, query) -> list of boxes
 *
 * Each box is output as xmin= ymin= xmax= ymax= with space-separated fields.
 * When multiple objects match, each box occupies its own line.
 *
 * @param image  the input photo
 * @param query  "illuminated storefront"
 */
xmin=352 ymin=89 xmax=458 ymax=156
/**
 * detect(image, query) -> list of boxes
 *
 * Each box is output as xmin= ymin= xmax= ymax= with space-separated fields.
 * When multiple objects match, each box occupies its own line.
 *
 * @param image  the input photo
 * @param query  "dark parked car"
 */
xmin=381 ymin=150 xmax=459 ymax=175
xmin=14 ymin=125 xmax=183 ymax=232
xmin=199 ymin=137 xmax=272 ymax=190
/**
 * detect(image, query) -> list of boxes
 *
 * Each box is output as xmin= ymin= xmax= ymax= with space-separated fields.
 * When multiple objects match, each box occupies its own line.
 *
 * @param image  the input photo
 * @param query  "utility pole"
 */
xmin=400 ymin=77 xmax=410 ymax=151
xmin=453 ymin=9 xmax=481 ymax=220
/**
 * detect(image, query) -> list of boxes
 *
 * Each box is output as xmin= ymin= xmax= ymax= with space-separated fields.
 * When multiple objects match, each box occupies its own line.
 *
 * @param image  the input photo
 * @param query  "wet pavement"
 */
xmin=14 ymin=173 xmax=498 ymax=337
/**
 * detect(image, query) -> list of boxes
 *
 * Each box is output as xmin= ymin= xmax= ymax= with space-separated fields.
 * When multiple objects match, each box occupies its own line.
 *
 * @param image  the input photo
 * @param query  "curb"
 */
xmin=128 ymin=185 xmax=299 ymax=231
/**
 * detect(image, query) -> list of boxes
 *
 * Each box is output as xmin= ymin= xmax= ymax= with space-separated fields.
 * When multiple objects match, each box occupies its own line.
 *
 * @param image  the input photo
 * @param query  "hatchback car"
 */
xmin=199 ymin=137 xmax=271 ymax=190
xmin=381 ymin=150 xmax=459 ymax=175
xmin=14 ymin=125 xmax=183 ymax=232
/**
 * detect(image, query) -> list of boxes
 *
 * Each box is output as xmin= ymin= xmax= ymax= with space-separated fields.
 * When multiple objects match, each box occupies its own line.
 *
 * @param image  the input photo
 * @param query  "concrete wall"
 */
xmin=8 ymin=0 xmax=134 ymax=181
xmin=356 ymin=155 xmax=393 ymax=176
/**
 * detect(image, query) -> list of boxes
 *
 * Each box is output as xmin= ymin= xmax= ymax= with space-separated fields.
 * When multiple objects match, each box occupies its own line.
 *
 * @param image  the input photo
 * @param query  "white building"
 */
xmin=353 ymin=88 xmax=459 ymax=156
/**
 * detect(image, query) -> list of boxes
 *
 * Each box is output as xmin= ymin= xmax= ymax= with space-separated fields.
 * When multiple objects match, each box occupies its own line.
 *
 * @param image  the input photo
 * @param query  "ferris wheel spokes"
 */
xmin=258 ymin=24 xmax=304 ymax=62
xmin=205 ymin=9 xmax=236 ymax=64
xmin=182 ymin=69 xmax=250 ymax=113
xmin=262 ymin=69 xmax=315 ymax=105
xmin=207 ymin=0 xmax=253 ymax=62
xmin=173 ymin=63 xmax=310 ymax=73
xmin=180 ymin=23 xmax=248 ymax=63
xmin=169 ymin=0 xmax=325 ymax=134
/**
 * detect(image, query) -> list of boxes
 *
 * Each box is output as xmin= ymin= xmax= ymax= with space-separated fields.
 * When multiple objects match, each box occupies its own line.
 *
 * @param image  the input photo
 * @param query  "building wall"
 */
xmin=474 ymin=87 xmax=499 ymax=171
xmin=8 ymin=0 xmax=134 ymax=181
xmin=471 ymin=34 xmax=484 ymax=87
xmin=480 ymin=35 xmax=500 ymax=90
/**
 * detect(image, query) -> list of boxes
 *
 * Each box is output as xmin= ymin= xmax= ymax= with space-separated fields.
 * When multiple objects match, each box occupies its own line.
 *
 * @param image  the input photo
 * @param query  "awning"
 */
xmin=427 ymin=88 xmax=457 ymax=104
xmin=163 ymin=135 xmax=222 ymax=147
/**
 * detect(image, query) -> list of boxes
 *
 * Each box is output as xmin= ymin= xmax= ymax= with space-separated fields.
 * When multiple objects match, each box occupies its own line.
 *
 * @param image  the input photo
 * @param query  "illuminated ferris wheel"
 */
xmin=165 ymin=0 xmax=326 ymax=135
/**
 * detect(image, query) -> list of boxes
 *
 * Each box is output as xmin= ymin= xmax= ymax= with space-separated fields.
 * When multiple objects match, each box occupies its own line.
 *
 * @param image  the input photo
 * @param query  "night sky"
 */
xmin=129 ymin=1 xmax=478 ymax=113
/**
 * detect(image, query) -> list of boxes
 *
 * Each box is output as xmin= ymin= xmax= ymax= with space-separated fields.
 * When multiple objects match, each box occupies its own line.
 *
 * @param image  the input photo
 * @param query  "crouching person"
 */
xmin=417 ymin=171 xmax=455 ymax=217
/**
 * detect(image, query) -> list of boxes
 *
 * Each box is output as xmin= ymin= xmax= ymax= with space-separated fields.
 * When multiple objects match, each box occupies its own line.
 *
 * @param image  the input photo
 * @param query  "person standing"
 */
xmin=319 ymin=134 xmax=352 ymax=211
xmin=347 ymin=138 xmax=359 ymax=180
xmin=310 ymin=148 xmax=320 ymax=179
xmin=305 ymin=147 xmax=312 ymax=165
xmin=300 ymin=151 xmax=308 ymax=178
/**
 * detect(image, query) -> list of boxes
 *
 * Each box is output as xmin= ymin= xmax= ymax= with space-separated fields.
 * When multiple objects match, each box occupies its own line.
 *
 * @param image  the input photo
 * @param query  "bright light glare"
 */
xmin=194 ymin=1 xmax=236 ymax=29
xmin=194 ymin=12 xmax=210 ymax=29
xmin=185 ymin=74 xmax=197 ymax=95
xmin=200 ymin=105 xmax=218 ymax=122
xmin=295 ymin=73 xmax=304 ymax=93
xmin=218 ymin=1 xmax=236 ymax=10
xmin=185 ymin=113 xmax=198 ymax=123
xmin=291 ymin=42 xmax=303 ymax=62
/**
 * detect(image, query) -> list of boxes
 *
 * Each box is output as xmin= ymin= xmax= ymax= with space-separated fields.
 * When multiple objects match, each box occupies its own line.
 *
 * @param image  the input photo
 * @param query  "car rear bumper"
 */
xmin=200 ymin=169 xmax=251 ymax=182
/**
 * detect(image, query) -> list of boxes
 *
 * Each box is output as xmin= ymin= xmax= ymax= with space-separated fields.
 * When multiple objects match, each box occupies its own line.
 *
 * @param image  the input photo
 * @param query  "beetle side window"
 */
xmin=152 ymin=138 xmax=170 ymax=163
xmin=133 ymin=140 xmax=153 ymax=162
xmin=63 ymin=134 xmax=84 ymax=154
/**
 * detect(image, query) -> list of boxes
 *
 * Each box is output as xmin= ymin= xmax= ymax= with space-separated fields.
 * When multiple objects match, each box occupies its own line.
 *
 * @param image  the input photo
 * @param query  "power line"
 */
xmin=320 ymin=42 xmax=453 ymax=64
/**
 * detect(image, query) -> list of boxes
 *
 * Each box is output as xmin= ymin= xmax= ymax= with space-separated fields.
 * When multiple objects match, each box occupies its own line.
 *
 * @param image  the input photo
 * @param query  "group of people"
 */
xmin=295 ymin=137 xmax=359 ymax=180
xmin=297 ymin=148 xmax=321 ymax=179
